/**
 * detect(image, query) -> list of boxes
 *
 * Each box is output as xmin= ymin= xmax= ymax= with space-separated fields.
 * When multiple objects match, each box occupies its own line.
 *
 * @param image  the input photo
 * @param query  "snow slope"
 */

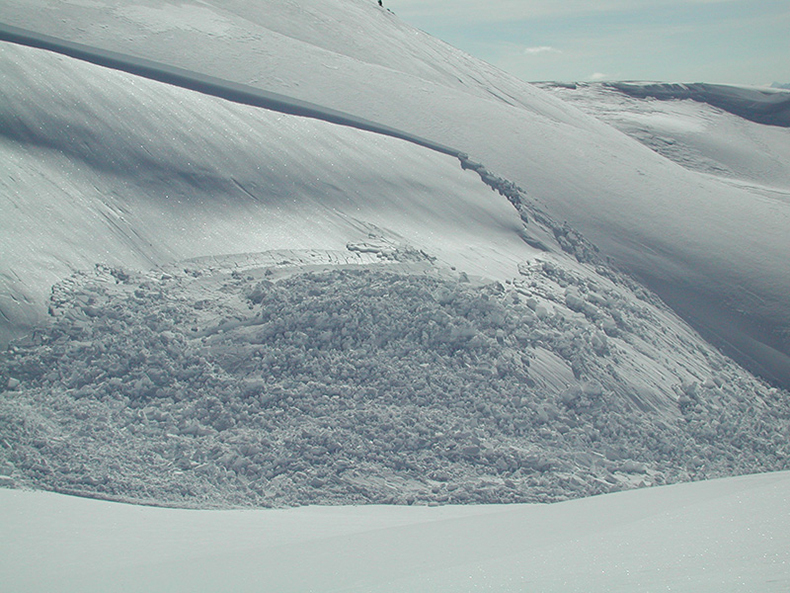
xmin=608 ymin=82 xmax=790 ymax=128
xmin=536 ymin=81 xmax=790 ymax=383
xmin=1 ymin=39 xmax=788 ymax=507
xmin=0 ymin=40 xmax=534 ymax=340
xmin=1 ymin=0 xmax=788 ymax=386
xmin=538 ymin=82 xmax=790 ymax=198
xmin=2 ymin=471 xmax=789 ymax=592
xmin=0 ymin=3 xmax=787 ymax=585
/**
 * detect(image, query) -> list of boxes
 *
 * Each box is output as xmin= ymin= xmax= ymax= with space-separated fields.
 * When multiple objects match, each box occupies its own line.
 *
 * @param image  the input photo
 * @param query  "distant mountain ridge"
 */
xmin=607 ymin=81 xmax=790 ymax=127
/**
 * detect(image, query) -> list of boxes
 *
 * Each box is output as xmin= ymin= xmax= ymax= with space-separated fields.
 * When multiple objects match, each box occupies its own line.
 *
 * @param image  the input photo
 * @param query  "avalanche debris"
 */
xmin=2 ymin=255 xmax=787 ymax=507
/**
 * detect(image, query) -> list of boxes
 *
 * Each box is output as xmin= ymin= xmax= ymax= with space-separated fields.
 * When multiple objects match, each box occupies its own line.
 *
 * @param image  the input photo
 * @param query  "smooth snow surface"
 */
xmin=0 ymin=22 xmax=461 ymax=157
xmin=2 ymin=471 xmax=790 ymax=592
xmin=1 ymin=0 xmax=788 ymax=386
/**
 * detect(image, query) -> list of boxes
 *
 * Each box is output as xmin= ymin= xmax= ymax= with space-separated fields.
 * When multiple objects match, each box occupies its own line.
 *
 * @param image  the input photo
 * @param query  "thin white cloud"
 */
xmin=524 ymin=46 xmax=561 ymax=55
xmin=588 ymin=72 xmax=610 ymax=81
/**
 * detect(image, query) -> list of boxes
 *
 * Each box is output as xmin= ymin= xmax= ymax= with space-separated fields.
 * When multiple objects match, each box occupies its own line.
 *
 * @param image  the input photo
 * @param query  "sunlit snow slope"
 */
xmin=1 ymin=0 xmax=788 ymax=386
xmin=0 ymin=40 xmax=534 ymax=339
xmin=538 ymin=81 xmax=790 ymax=383
xmin=537 ymin=82 xmax=790 ymax=192
xmin=2 ymin=471 xmax=789 ymax=593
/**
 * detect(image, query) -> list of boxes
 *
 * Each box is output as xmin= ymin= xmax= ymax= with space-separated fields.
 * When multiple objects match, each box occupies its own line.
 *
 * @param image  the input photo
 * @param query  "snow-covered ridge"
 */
xmin=607 ymin=81 xmax=790 ymax=127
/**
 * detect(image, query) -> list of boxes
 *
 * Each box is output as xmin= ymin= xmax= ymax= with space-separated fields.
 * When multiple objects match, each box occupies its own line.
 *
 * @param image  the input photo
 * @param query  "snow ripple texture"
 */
xmin=1 ymin=261 xmax=788 ymax=507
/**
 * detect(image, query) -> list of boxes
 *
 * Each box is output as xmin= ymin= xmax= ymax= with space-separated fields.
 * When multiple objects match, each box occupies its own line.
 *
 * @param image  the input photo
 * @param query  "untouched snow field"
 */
xmin=538 ymin=82 xmax=790 ymax=193
xmin=607 ymin=82 xmax=790 ymax=128
xmin=1 ymin=0 xmax=788 ymax=386
xmin=2 ymin=471 xmax=790 ymax=592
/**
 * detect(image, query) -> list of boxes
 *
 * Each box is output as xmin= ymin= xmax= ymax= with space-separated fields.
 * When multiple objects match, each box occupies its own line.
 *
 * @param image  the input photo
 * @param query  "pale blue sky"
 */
xmin=384 ymin=0 xmax=790 ymax=85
